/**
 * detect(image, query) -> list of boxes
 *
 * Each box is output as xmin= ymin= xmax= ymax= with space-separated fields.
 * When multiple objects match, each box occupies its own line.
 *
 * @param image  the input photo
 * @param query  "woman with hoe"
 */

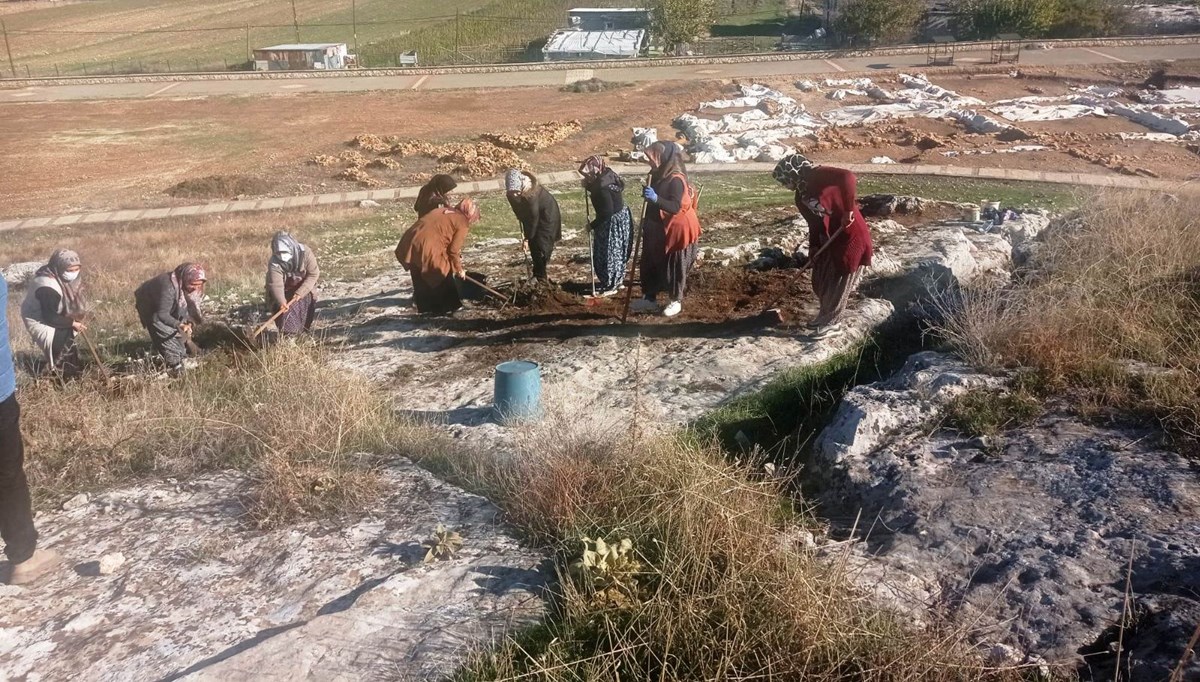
xmin=772 ymin=154 xmax=873 ymax=340
xmin=631 ymin=141 xmax=701 ymax=318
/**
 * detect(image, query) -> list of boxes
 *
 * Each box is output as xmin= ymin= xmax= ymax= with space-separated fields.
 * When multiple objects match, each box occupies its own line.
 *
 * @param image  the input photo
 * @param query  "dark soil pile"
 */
xmin=166 ymin=174 xmax=274 ymax=199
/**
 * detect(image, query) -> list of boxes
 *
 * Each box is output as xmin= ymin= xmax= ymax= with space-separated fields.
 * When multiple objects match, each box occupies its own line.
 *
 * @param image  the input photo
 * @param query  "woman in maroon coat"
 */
xmin=773 ymin=154 xmax=873 ymax=339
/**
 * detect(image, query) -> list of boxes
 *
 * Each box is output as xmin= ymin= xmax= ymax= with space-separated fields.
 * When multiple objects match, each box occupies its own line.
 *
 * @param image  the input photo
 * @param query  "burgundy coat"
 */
xmin=795 ymin=167 xmax=873 ymax=275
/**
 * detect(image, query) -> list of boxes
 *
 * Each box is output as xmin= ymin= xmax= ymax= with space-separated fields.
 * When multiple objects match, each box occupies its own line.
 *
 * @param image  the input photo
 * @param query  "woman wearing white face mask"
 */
xmin=135 ymin=262 xmax=206 ymax=374
xmin=266 ymin=231 xmax=320 ymax=335
xmin=21 ymin=248 xmax=88 ymax=375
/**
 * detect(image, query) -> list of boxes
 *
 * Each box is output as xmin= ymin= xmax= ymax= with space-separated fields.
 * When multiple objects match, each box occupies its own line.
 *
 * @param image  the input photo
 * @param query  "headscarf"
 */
xmin=505 ymin=169 xmax=533 ymax=193
xmin=429 ymin=174 xmax=458 ymax=195
xmin=772 ymin=153 xmax=816 ymax=192
xmin=454 ymin=197 xmax=481 ymax=224
xmin=578 ymin=155 xmax=606 ymax=179
xmin=270 ymin=231 xmax=306 ymax=275
xmin=35 ymin=248 xmax=84 ymax=314
xmin=172 ymin=262 xmax=207 ymax=311
xmin=646 ymin=141 xmax=686 ymax=183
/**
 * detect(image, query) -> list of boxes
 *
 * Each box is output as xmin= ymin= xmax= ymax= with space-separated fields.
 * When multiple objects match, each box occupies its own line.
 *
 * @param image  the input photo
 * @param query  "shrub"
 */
xmin=934 ymin=190 xmax=1200 ymax=451
xmin=834 ymin=0 xmax=926 ymax=46
xmin=17 ymin=343 xmax=412 ymax=527
xmin=424 ymin=393 xmax=1016 ymax=681
xmin=953 ymin=0 xmax=1060 ymax=38
xmin=944 ymin=387 xmax=1042 ymax=437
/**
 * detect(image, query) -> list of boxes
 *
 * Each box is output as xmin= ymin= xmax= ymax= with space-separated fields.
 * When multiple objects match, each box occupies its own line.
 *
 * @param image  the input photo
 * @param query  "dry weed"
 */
xmin=936 ymin=190 xmax=1200 ymax=444
xmin=17 ymin=343 xmax=408 ymax=527
xmin=423 ymin=387 xmax=1009 ymax=681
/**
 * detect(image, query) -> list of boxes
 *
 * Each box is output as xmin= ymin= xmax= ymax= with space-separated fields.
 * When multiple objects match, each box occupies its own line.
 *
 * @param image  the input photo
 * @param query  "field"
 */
xmin=0 ymin=0 xmax=787 ymax=74
xmin=1 ymin=61 xmax=1197 ymax=223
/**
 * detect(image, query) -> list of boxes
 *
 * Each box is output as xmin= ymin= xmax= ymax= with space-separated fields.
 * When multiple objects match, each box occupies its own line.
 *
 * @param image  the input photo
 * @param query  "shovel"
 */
xmin=461 ymin=273 xmax=512 ymax=310
xmin=620 ymin=172 xmax=653 ymax=324
xmin=251 ymin=294 xmax=302 ymax=339
xmin=77 ymin=328 xmax=111 ymax=380
xmin=762 ymin=220 xmax=852 ymax=326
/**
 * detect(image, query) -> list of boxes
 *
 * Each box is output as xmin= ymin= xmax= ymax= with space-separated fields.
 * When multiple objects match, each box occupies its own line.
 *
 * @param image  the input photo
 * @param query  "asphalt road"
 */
xmin=0 ymin=43 xmax=1195 ymax=103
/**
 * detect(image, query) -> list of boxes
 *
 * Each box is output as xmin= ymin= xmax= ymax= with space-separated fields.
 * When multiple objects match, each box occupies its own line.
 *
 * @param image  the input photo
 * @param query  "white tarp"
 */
xmin=942 ymin=145 xmax=1048 ymax=156
xmin=1137 ymin=87 xmax=1200 ymax=105
xmin=990 ymin=101 xmax=1107 ymax=122
xmin=945 ymin=109 xmax=1015 ymax=134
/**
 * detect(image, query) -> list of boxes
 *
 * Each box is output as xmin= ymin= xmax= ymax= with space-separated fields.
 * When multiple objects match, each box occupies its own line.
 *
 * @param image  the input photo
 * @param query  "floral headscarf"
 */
xmin=505 ymin=169 xmax=533 ymax=193
xmin=772 ymin=154 xmax=816 ymax=192
xmin=455 ymin=197 xmax=481 ymax=224
xmin=578 ymin=155 xmax=606 ymax=179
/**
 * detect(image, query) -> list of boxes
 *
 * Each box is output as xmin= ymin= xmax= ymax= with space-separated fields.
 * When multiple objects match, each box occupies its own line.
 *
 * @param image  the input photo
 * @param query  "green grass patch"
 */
xmin=943 ymin=387 xmax=1042 ymax=438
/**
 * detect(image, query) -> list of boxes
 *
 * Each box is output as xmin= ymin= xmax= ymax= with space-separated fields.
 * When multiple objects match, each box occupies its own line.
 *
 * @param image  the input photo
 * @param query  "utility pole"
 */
xmin=245 ymin=24 xmax=252 ymax=61
xmin=351 ymin=0 xmax=359 ymax=56
xmin=291 ymin=0 xmax=301 ymax=42
xmin=1 ymin=20 xmax=16 ymax=79
xmin=454 ymin=10 xmax=460 ymax=65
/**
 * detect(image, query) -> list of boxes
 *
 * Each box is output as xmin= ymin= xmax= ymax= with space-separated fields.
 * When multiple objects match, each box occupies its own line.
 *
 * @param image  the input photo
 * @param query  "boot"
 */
xmin=8 ymin=549 xmax=61 ymax=585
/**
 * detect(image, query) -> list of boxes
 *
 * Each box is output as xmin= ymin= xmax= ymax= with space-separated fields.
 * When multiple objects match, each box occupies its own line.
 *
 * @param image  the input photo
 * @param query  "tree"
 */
xmin=653 ymin=0 xmax=718 ymax=50
xmin=953 ymin=0 xmax=1060 ymax=39
xmin=833 ymin=0 xmax=926 ymax=46
xmin=1047 ymin=0 xmax=1128 ymax=38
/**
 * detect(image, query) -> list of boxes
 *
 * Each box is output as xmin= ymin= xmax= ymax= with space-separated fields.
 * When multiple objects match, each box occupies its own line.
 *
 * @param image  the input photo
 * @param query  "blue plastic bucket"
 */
xmin=493 ymin=360 xmax=542 ymax=423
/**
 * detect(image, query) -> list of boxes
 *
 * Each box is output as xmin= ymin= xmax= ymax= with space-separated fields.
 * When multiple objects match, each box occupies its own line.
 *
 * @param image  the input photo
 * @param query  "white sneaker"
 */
xmin=662 ymin=301 xmax=682 ymax=318
xmin=599 ymin=288 xmax=621 ymax=298
xmin=808 ymin=323 xmax=842 ymax=340
xmin=630 ymin=298 xmax=659 ymax=313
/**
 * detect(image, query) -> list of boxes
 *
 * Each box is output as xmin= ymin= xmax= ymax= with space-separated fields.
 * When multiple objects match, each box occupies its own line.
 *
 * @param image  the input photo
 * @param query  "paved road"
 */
xmin=0 ymin=43 xmax=1195 ymax=104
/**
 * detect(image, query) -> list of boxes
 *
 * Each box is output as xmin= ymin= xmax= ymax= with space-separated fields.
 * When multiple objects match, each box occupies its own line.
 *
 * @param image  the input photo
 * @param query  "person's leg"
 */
xmin=667 ymin=243 xmax=698 ymax=303
xmin=593 ymin=221 xmax=611 ymax=291
xmin=811 ymin=263 xmax=858 ymax=327
xmin=607 ymin=212 xmax=632 ymax=292
xmin=0 ymin=395 xmax=37 ymax=565
xmin=639 ymin=222 xmax=667 ymax=301
xmin=149 ymin=322 xmax=187 ymax=369
xmin=302 ymin=294 xmax=317 ymax=332
xmin=411 ymin=273 xmax=433 ymax=314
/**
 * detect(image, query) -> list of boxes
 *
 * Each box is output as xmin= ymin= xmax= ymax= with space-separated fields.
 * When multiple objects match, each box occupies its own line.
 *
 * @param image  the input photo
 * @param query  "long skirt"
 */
xmin=592 ymin=207 xmax=633 ymax=292
xmin=275 ymin=291 xmax=316 ymax=335
xmin=811 ymin=258 xmax=862 ymax=326
xmin=411 ymin=271 xmax=462 ymax=315
xmin=641 ymin=220 xmax=697 ymax=302
xmin=529 ymin=237 xmax=555 ymax=282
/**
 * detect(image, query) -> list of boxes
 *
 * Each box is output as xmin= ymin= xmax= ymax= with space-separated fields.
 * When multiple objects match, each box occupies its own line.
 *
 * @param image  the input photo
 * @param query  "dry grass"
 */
xmin=417 ymin=395 xmax=1015 ymax=682
xmin=936 ymin=190 xmax=1200 ymax=446
xmin=17 ymin=342 xmax=409 ymax=527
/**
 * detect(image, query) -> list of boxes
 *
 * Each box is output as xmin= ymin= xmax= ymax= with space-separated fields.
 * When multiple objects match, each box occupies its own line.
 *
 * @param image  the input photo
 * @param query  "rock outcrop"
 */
xmin=0 ymin=459 xmax=546 ymax=681
xmin=812 ymin=352 xmax=1200 ymax=679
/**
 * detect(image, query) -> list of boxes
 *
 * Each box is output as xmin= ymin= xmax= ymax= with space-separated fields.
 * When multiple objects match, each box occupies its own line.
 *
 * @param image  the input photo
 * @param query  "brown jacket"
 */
xmin=395 ymin=209 xmax=470 ymax=285
xmin=266 ymin=247 xmax=320 ymax=306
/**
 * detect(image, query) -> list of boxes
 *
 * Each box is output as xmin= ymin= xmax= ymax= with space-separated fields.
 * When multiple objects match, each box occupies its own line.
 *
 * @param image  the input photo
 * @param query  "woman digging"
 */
xmin=266 ymin=232 xmax=320 ymax=336
xmin=579 ymin=156 xmax=633 ymax=297
xmin=414 ymin=174 xmax=458 ymax=218
xmin=505 ymin=169 xmax=562 ymax=283
xmin=632 ymin=141 xmax=701 ymax=318
xmin=772 ymin=154 xmax=873 ymax=340
xmin=395 ymin=197 xmax=482 ymax=315
xmin=20 ymin=248 xmax=88 ymax=377
xmin=134 ymin=262 xmax=207 ymax=375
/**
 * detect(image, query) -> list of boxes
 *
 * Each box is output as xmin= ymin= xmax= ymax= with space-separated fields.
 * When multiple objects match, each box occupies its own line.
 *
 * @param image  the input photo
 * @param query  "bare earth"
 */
xmin=1 ymin=62 xmax=1198 ymax=222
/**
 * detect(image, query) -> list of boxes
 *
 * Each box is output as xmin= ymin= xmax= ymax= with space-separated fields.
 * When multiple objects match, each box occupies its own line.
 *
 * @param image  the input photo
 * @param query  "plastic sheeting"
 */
xmin=1137 ymin=87 xmax=1200 ymax=105
xmin=991 ymin=101 xmax=1107 ymax=122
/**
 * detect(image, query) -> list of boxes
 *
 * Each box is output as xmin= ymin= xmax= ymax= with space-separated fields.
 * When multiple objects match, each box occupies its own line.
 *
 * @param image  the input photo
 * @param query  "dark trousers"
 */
xmin=640 ymin=222 xmax=696 ymax=301
xmin=412 ymin=273 xmax=462 ymax=315
xmin=0 ymin=394 xmax=36 ymax=564
xmin=530 ymin=239 xmax=555 ymax=281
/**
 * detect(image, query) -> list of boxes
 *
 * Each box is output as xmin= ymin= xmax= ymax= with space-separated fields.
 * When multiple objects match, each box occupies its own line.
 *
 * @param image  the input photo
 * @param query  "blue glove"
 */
xmin=643 ymin=186 xmax=658 ymax=202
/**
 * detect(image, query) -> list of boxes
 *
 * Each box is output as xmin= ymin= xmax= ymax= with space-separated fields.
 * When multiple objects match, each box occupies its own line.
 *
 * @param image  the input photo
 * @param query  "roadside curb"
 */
xmin=1 ymin=165 xmax=1192 ymax=233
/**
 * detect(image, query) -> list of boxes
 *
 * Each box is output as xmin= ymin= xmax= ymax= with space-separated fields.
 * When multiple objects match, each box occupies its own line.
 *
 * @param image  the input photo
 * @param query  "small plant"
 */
xmin=944 ymin=387 xmax=1041 ymax=437
xmin=569 ymin=536 xmax=642 ymax=608
xmin=423 ymin=524 xmax=464 ymax=563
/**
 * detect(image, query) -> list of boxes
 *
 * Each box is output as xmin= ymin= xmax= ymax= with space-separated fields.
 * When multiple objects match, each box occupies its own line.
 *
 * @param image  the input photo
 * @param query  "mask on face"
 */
xmin=277 ymin=251 xmax=293 ymax=263
xmin=61 ymin=270 xmax=80 ymax=283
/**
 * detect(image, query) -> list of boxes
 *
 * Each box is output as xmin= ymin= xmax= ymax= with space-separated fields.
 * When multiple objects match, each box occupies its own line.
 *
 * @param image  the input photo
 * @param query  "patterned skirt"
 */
xmin=276 ymin=292 xmax=316 ymax=335
xmin=593 ymin=207 xmax=633 ymax=292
